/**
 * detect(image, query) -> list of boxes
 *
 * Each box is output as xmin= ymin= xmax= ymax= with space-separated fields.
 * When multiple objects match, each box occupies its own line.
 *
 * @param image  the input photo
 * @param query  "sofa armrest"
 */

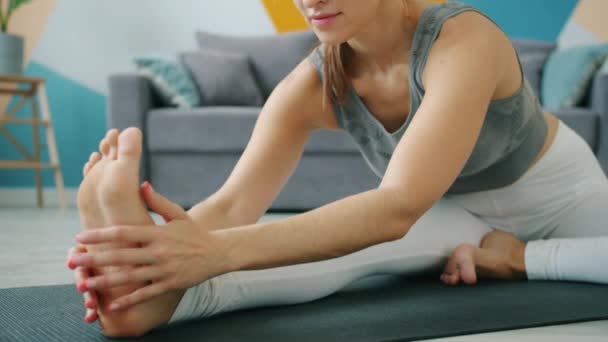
xmin=107 ymin=74 xmax=157 ymax=129
xmin=107 ymin=73 xmax=157 ymax=181
xmin=591 ymin=70 xmax=608 ymax=175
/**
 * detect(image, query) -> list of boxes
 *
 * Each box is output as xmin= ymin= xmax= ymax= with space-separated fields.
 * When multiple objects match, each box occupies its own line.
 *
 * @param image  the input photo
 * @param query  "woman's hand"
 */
xmin=68 ymin=245 xmax=100 ymax=323
xmin=68 ymin=183 xmax=173 ymax=323
xmin=68 ymin=183 xmax=232 ymax=312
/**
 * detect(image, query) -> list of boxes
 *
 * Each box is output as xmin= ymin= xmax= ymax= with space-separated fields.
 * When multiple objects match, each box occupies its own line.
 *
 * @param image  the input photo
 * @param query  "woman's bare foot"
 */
xmin=75 ymin=128 xmax=184 ymax=337
xmin=440 ymin=230 xmax=527 ymax=285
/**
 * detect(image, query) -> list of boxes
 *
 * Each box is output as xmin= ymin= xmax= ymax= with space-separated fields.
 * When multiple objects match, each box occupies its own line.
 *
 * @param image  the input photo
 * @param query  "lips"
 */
xmin=309 ymin=12 xmax=341 ymax=27
xmin=310 ymin=13 xmax=339 ymax=20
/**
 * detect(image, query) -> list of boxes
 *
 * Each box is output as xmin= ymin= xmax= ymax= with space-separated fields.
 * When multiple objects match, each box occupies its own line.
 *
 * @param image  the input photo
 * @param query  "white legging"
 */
xmin=168 ymin=120 xmax=608 ymax=324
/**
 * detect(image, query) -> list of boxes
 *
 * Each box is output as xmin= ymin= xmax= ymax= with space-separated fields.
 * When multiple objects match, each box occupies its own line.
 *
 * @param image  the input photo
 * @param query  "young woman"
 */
xmin=67 ymin=0 xmax=608 ymax=337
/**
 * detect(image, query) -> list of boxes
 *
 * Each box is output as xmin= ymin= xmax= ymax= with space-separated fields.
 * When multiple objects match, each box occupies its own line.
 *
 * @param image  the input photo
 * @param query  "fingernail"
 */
xmin=71 ymin=255 xmax=83 ymax=265
xmin=85 ymin=309 xmax=95 ymax=323
xmin=142 ymin=181 xmax=153 ymax=192
xmin=75 ymin=233 xmax=84 ymax=242
xmin=86 ymin=279 xmax=96 ymax=289
xmin=77 ymin=282 xmax=87 ymax=292
xmin=108 ymin=303 xmax=121 ymax=311
xmin=67 ymin=258 xmax=76 ymax=270
xmin=85 ymin=299 xmax=95 ymax=309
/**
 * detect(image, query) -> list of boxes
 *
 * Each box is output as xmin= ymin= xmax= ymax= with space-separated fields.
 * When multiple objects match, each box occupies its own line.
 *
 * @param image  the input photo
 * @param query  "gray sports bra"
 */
xmin=308 ymin=1 xmax=548 ymax=194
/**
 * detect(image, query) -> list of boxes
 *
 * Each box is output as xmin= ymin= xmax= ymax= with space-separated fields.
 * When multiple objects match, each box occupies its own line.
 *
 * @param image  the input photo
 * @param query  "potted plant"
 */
xmin=0 ymin=0 xmax=32 ymax=75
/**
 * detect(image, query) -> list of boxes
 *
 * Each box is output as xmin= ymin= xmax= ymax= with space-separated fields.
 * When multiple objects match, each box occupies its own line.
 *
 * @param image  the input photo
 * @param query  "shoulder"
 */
xmin=421 ymin=9 xmax=510 ymax=89
xmin=270 ymin=49 xmax=340 ymax=130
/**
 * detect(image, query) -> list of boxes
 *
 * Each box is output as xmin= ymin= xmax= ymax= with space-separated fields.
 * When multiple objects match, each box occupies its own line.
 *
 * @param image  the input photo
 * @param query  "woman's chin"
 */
xmin=314 ymin=32 xmax=349 ymax=46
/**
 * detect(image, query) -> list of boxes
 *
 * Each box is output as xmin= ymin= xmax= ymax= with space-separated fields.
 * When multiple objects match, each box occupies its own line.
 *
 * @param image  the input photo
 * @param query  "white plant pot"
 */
xmin=0 ymin=32 xmax=24 ymax=75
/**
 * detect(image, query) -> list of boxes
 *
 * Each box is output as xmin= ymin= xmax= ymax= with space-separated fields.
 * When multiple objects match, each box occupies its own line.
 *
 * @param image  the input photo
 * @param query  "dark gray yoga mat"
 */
xmin=1 ymin=275 xmax=608 ymax=342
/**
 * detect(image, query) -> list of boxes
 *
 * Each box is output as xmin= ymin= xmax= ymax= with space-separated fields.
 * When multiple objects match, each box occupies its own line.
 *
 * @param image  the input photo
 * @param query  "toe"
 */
xmin=83 ymin=162 xmax=91 ymax=177
xmin=83 ymin=152 xmax=102 ymax=177
xmin=99 ymin=138 xmax=110 ymax=158
xmin=454 ymin=245 xmax=478 ymax=285
xmin=442 ymin=256 xmax=461 ymax=285
xmin=108 ymin=129 xmax=119 ymax=160
xmin=117 ymin=127 xmax=143 ymax=162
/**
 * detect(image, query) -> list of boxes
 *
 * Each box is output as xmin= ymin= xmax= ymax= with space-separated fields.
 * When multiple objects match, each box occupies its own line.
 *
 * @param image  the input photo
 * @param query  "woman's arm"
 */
xmin=215 ymin=187 xmax=416 ymax=272
xmin=192 ymin=57 xmax=414 ymax=271
xmin=188 ymin=58 xmax=336 ymax=228
xmin=213 ymin=15 xmax=507 ymax=274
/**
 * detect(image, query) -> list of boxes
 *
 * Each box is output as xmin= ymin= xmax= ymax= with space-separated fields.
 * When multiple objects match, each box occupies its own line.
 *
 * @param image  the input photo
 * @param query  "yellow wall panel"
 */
xmin=261 ymin=0 xmax=308 ymax=33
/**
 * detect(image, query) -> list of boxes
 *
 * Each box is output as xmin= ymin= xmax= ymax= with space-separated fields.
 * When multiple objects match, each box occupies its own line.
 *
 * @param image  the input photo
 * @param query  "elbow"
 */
xmin=386 ymin=216 xmax=414 ymax=241
xmin=382 ymin=191 xmax=428 ymax=241
xmin=385 ymin=206 xmax=423 ymax=241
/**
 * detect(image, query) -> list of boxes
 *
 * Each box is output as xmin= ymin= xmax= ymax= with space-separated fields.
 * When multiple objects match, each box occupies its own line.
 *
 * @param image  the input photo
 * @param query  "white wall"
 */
xmin=32 ymin=0 xmax=276 ymax=94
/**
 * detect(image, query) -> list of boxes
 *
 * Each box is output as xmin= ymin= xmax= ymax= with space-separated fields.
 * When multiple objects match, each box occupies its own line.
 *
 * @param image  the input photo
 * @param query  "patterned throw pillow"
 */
xmin=133 ymin=56 xmax=201 ymax=108
xmin=542 ymin=44 xmax=608 ymax=111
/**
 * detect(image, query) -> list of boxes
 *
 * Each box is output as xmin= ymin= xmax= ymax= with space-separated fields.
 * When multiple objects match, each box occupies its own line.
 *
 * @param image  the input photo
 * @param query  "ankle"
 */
xmin=508 ymin=244 xmax=528 ymax=280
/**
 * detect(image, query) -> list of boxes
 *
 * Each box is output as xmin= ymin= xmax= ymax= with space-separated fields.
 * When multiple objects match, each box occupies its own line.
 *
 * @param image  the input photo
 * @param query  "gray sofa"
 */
xmin=108 ymin=31 xmax=608 ymax=211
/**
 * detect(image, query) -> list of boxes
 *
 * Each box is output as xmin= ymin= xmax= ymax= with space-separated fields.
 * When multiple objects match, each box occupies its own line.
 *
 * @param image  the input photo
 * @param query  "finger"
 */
xmin=81 ymin=266 xmax=167 ymax=291
xmin=71 ymin=248 xmax=160 ymax=272
xmin=141 ymin=181 xmax=187 ymax=223
xmin=75 ymin=225 xmax=156 ymax=245
xmin=68 ymin=246 xmax=89 ymax=271
xmin=69 ymin=248 xmax=92 ymax=270
xmin=87 ymin=289 xmax=99 ymax=309
xmin=74 ymin=265 xmax=98 ymax=310
xmin=83 ymin=290 xmax=98 ymax=309
xmin=108 ymin=281 xmax=170 ymax=312
xmin=84 ymin=308 xmax=98 ymax=323
xmin=83 ymin=265 xmax=99 ymax=309
xmin=68 ymin=245 xmax=87 ymax=257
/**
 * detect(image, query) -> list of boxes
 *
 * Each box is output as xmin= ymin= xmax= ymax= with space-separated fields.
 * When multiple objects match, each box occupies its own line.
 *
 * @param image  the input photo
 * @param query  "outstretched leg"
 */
xmin=75 ymin=128 xmax=185 ymax=337
xmin=167 ymin=198 xmax=493 ymax=324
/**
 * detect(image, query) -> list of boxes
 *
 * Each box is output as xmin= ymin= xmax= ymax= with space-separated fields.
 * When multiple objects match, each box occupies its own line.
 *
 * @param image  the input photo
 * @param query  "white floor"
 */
xmin=1 ymin=206 xmax=607 ymax=341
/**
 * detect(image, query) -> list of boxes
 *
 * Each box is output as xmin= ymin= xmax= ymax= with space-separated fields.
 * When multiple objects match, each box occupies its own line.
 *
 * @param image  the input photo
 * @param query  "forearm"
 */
xmin=214 ymin=188 xmax=418 ymax=273
xmin=187 ymin=193 xmax=259 ymax=231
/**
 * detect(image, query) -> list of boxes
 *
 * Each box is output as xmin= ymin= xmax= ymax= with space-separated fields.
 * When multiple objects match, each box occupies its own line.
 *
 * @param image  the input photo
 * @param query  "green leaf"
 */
xmin=7 ymin=0 xmax=32 ymax=18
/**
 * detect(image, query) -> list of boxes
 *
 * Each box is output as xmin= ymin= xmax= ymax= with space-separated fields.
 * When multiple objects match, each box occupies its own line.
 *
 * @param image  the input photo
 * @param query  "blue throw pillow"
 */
xmin=133 ymin=56 xmax=201 ymax=108
xmin=542 ymin=44 xmax=608 ymax=111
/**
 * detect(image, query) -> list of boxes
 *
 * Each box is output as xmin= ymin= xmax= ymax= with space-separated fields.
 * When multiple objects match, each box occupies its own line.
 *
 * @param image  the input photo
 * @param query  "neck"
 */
xmin=347 ymin=0 xmax=425 ymax=72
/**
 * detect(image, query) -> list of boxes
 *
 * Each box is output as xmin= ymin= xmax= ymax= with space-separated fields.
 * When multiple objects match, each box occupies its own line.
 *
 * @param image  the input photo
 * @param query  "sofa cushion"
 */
xmin=194 ymin=30 xmax=318 ymax=98
xmin=147 ymin=107 xmax=360 ymax=153
xmin=180 ymin=49 xmax=264 ymax=107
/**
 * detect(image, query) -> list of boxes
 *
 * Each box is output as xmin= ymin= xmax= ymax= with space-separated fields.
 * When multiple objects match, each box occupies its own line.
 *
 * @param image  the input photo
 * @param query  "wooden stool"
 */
xmin=0 ymin=74 xmax=67 ymax=209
